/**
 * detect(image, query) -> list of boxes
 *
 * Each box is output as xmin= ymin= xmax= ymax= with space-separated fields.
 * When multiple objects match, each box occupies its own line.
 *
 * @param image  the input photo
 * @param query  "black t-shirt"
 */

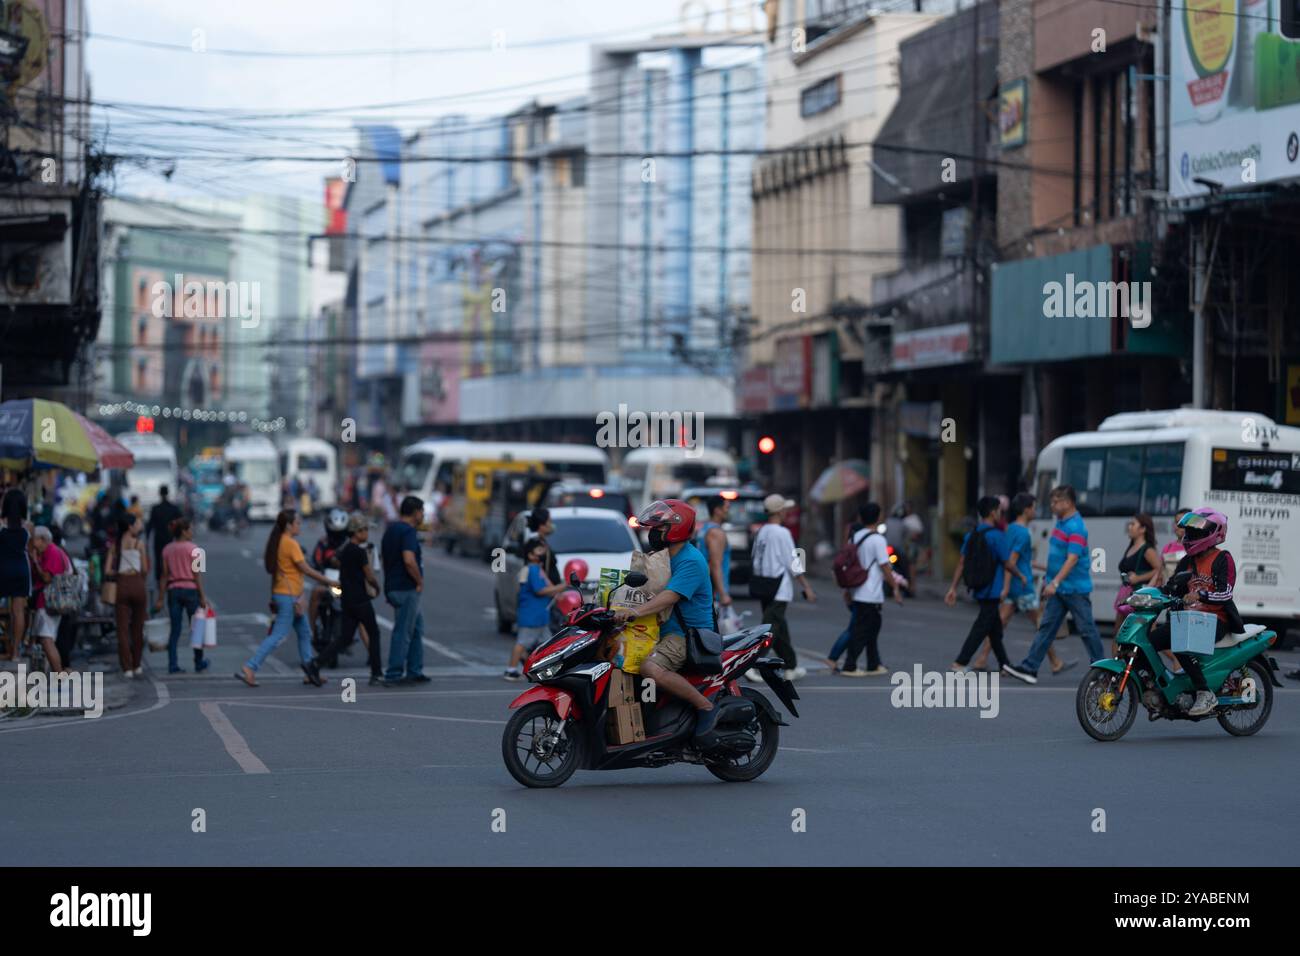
xmin=338 ymin=542 xmax=370 ymax=606
xmin=148 ymin=501 xmax=182 ymax=551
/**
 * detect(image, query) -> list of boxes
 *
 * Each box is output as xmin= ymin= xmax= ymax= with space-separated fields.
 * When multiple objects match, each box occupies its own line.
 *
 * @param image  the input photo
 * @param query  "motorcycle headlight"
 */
xmin=531 ymin=663 xmax=562 ymax=681
xmin=1124 ymin=590 xmax=1162 ymax=609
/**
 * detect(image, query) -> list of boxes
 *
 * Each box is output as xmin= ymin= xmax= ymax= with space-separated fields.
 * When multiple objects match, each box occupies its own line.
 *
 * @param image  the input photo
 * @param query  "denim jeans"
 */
xmin=384 ymin=588 xmax=425 ymax=681
xmin=246 ymin=592 xmax=313 ymax=672
xmin=167 ymin=587 xmax=200 ymax=671
xmin=828 ymin=605 xmax=857 ymax=663
xmin=1019 ymin=590 xmax=1104 ymax=674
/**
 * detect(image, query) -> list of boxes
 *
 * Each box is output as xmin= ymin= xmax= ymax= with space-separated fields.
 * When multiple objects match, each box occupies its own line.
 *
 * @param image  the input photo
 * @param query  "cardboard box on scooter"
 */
xmin=607 ymin=668 xmax=645 ymax=744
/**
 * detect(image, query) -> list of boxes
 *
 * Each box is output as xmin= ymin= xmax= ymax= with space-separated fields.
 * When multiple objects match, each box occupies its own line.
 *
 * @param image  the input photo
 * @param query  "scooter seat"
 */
xmin=1215 ymin=623 xmax=1267 ymax=649
xmin=722 ymin=623 xmax=771 ymax=648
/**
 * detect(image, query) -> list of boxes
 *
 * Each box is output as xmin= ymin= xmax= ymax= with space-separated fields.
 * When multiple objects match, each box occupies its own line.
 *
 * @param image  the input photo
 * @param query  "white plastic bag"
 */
xmin=190 ymin=608 xmax=206 ymax=648
xmin=203 ymin=607 xmax=217 ymax=648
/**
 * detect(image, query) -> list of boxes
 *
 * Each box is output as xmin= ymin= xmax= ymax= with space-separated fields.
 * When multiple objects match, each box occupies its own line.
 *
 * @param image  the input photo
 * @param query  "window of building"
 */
xmin=800 ymin=75 xmax=841 ymax=118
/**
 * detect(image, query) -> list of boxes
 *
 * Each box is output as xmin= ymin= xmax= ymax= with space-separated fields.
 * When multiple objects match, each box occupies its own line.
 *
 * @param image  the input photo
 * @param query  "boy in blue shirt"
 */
xmin=504 ymin=537 xmax=568 ymax=681
xmin=945 ymin=496 xmax=1015 ymax=671
xmin=1004 ymin=484 xmax=1105 ymax=683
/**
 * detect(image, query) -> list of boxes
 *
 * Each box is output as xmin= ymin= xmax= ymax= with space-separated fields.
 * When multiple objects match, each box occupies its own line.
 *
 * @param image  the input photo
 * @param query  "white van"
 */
xmin=281 ymin=437 xmax=339 ymax=507
xmin=397 ymin=440 xmax=610 ymax=503
xmin=619 ymin=447 xmax=739 ymax=516
xmin=224 ymin=435 xmax=283 ymax=521
xmin=114 ymin=432 xmax=177 ymax=508
xmin=1031 ymin=409 xmax=1300 ymax=639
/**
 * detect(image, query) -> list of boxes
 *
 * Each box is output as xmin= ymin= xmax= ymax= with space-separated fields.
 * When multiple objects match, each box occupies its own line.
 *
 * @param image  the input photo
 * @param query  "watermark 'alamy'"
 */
xmin=50 ymin=886 xmax=151 ymax=936
xmin=595 ymin=403 xmax=704 ymax=458
xmin=151 ymin=274 xmax=261 ymax=328
xmin=0 ymin=665 xmax=103 ymax=718
xmin=891 ymin=664 xmax=999 ymax=719
xmin=1041 ymin=274 xmax=1151 ymax=328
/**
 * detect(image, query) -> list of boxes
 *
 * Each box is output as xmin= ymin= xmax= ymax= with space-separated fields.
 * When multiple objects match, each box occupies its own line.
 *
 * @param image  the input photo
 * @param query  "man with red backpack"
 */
xmin=945 ymin=496 xmax=1015 ymax=672
xmin=839 ymin=502 xmax=905 ymax=676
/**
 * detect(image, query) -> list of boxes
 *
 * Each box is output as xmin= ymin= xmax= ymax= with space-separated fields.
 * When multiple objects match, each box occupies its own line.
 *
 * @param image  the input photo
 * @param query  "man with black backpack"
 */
xmin=840 ymin=502 xmax=904 ymax=677
xmin=944 ymin=497 xmax=1015 ymax=673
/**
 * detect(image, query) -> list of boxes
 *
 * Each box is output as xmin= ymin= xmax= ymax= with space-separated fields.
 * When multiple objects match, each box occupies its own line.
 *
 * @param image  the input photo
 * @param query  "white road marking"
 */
xmin=198 ymin=701 xmax=271 ymax=773
xmin=223 ymin=700 xmax=503 ymax=725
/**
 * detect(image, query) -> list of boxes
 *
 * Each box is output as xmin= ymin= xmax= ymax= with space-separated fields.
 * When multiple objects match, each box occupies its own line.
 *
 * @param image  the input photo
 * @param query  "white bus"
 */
xmin=396 ymin=440 xmax=610 ymax=503
xmin=1031 ymin=409 xmax=1300 ymax=640
xmin=224 ymin=435 xmax=283 ymax=521
xmin=114 ymin=432 xmax=177 ymax=508
xmin=281 ymin=437 xmax=339 ymax=507
xmin=619 ymin=446 xmax=739 ymax=516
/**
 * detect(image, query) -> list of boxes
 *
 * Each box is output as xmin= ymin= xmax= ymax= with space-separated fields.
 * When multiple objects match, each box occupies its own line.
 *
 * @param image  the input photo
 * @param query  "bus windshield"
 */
xmin=232 ymin=460 xmax=279 ymax=486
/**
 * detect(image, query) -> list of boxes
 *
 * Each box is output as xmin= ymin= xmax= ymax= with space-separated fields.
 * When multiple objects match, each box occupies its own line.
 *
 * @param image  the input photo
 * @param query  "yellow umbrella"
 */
xmin=0 ymin=398 xmax=102 ymax=472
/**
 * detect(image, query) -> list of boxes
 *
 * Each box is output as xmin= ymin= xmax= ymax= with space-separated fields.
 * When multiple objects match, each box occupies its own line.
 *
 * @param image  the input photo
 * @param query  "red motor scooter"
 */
xmin=502 ymin=572 xmax=800 ymax=788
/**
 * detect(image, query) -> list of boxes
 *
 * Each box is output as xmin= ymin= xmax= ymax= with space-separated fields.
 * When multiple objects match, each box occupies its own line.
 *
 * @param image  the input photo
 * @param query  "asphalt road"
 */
xmin=3 ymin=518 xmax=1298 ymax=866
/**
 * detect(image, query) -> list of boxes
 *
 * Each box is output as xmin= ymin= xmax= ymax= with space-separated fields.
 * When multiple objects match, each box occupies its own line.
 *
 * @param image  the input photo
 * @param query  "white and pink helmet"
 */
xmin=1178 ymin=508 xmax=1227 ymax=557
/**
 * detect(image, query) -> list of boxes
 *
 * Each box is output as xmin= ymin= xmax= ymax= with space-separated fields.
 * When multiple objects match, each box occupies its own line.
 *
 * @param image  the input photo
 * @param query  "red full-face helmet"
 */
xmin=635 ymin=498 xmax=697 ymax=551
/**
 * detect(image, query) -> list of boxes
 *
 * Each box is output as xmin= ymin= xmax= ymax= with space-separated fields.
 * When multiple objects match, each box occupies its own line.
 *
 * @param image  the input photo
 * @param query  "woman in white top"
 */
xmin=750 ymin=494 xmax=815 ymax=679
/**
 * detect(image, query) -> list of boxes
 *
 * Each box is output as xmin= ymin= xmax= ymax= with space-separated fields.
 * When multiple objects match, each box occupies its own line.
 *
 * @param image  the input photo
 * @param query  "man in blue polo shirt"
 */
xmin=611 ymin=499 xmax=717 ymax=738
xmin=945 ymin=496 xmax=1014 ymax=671
xmin=1004 ymin=484 xmax=1105 ymax=683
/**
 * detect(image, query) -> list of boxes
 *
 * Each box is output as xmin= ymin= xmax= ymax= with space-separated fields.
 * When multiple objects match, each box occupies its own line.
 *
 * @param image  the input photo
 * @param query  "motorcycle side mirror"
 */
xmin=568 ymin=572 xmax=582 ymax=587
xmin=624 ymin=571 xmax=648 ymax=588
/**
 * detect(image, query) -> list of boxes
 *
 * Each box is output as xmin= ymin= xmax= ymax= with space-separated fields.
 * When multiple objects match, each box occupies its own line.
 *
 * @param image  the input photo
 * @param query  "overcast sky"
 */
xmin=87 ymin=0 xmax=767 ymax=202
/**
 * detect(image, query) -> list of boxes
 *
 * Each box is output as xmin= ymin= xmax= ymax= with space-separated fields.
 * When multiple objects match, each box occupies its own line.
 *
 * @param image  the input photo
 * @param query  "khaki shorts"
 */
xmin=644 ymin=632 xmax=686 ymax=672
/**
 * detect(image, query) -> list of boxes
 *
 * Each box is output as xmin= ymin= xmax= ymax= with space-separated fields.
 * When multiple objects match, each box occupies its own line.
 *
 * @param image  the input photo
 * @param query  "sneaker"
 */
xmin=1188 ymin=690 xmax=1218 ymax=716
xmin=693 ymin=705 xmax=721 ymax=738
xmin=784 ymin=666 xmax=807 ymax=681
xmin=381 ymin=678 xmax=404 ymax=688
xmin=503 ymin=669 xmax=523 ymax=682
xmin=122 ymin=668 xmax=135 ymax=679
xmin=369 ymin=675 xmax=383 ymax=686
xmin=839 ymin=668 xmax=870 ymax=678
xmin=950 ymin=664 xmax=970 ymax=674
xmin=859 ymin=666 xmax=889 ymax=676
xmin=168 ymin=666 xmax=185 ymax=675
xmin=1002 ymin=664 xmax=1037 ymax=685
xmin=407 ymin=674 xmax=432 ymax=683
xmin=195 ymin=659 xmax=211 ymax=673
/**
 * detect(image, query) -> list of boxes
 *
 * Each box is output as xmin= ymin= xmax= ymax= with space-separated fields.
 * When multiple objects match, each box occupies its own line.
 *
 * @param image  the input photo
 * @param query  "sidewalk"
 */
xmin=0 ymin=645 xmax=145 ymax=718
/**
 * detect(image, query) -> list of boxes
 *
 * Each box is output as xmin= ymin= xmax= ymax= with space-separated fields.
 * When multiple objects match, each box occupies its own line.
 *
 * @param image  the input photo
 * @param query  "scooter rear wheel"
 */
xmin=1217 ymin=659 xmax=1273 ymax=737
xmin=502 ymin=701 xmax=583 ymax=788
xmin=1076 ymin=666 xmax=1139 ymax=741
xmin=706 ymin=688 xmax=780 ymax=782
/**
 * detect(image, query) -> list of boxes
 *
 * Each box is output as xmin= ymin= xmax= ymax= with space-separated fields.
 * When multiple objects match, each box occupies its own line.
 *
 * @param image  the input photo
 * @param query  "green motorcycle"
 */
xmin=1076 ymin=580 xmax=1284 ymax=742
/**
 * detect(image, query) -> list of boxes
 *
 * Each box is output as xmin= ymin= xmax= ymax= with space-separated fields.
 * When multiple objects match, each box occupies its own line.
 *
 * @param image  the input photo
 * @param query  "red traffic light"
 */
xmin=758 ymin=436 xmax=776 ymax=455
xmin=135 ymin=416 xmax=155 ymax=433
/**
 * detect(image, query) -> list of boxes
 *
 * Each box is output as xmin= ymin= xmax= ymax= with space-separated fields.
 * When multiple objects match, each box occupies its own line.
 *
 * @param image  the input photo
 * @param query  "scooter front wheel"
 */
xmin=502 ymin=701 xmax=583 ymax=788
xmin=1076 ymin=666 xmax=1139 ymax=741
